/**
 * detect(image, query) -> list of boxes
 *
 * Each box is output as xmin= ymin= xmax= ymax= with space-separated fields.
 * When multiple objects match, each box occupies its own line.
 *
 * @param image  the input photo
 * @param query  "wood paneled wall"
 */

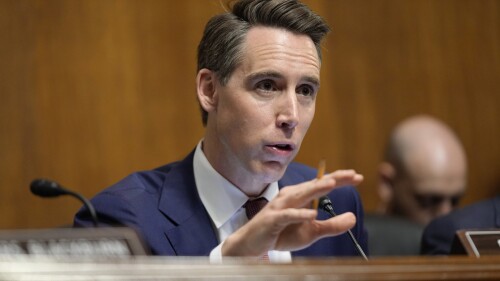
xmin=1 ymin=0 xmax=499 ymax=229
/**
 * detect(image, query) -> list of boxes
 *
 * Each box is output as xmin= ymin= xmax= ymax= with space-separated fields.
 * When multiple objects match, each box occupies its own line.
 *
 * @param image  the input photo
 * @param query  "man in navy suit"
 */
xmin=75 ymin=0 xmax=367 ymax=262
xmin=421 ymin=195 xmax=500 ymax=255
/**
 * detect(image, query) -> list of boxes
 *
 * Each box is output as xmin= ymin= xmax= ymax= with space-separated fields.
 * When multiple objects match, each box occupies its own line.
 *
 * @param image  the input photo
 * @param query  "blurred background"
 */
xmin=1 ymin=0 xmax=499 ymax=229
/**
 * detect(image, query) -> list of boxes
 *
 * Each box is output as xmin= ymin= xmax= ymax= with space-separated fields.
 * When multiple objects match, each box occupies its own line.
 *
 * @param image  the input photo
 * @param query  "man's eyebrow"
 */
xmin=303 ymin=76 xmax=320 ymax=88
xmin=246 ymin=71 xmax=283 ymax=82
xmin=246 ymin=71 xmax=320 ymax=87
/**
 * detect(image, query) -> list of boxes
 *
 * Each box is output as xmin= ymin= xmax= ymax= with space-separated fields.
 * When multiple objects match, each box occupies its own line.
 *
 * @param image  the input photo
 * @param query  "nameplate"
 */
xmin=0 ymin=227 xmax=149 ymax=257
xmin=453 ymin=229 xmax=500 ymax=257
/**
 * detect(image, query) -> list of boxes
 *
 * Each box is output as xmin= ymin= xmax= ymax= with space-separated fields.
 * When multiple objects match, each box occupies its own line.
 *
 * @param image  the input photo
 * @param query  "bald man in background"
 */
xmin=366 ymin=115 xmax=467 ymax=256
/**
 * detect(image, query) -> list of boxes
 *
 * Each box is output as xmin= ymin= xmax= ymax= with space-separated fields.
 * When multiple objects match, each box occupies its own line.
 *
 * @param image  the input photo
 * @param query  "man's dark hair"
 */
xmin=197 ymin=0 xmax=330 ymax=126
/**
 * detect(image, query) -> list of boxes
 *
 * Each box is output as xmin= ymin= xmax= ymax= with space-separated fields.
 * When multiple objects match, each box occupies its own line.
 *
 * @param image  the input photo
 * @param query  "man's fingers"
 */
xmin=268 ymin=169 xmax=363 ymax=211
xmin=293 ymin=170 xmax=363 ymax=206
xmin=274 ymin=208 xmax=317 ymax=224
xmin=330 ymin=170 xmax=364 ymax=187
xmin=272 ymin=176 xmax=336 ymax=209
xmin=315 ymin=212 xmax=356 ymax=238
xmin=273 ymin=211 xmax=357 ymax=251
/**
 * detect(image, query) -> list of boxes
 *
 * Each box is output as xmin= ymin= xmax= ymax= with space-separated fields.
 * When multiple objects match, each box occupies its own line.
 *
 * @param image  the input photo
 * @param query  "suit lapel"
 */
xmin=157 ymin=151 xmax=219 ymax=256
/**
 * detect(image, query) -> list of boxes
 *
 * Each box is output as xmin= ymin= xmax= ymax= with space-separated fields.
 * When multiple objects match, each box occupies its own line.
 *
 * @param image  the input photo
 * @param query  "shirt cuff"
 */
xmin=209 ymin=241 xmax=292 ymax=263
xmin=209 ymin=241 xmax=224 ymax=263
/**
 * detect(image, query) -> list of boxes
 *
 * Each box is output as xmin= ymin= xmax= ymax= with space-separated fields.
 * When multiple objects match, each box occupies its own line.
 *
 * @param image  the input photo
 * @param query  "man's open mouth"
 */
xmin=267 ymin=144 xmax=294 ymax=151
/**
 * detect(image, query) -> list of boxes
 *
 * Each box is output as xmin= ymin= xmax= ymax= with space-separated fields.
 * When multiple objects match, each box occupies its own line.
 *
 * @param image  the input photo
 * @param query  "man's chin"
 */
xmin=259 ymin=160 xmax=289 ymax=180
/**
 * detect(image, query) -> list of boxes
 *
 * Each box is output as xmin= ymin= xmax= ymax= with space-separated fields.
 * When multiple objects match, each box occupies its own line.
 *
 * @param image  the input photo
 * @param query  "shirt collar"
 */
xmin=193 ymin=140 xmax=278 ymax=228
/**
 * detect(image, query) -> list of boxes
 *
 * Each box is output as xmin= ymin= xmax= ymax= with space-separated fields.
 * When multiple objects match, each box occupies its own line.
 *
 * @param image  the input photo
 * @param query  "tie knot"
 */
xmin=244 ymin=197 xmax=268 ymax=220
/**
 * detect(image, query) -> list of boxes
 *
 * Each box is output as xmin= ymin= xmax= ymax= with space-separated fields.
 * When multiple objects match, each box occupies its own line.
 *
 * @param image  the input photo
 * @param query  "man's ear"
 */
xmin=196 ymin=68 xmax=218 ymax=113
xmin=378 ymin=162 xmax=396 ymax=208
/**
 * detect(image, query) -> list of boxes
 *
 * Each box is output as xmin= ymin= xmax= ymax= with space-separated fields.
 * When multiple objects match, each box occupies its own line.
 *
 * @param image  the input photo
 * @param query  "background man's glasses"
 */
xmin=415 ymin=193 xmax=463 ymax=208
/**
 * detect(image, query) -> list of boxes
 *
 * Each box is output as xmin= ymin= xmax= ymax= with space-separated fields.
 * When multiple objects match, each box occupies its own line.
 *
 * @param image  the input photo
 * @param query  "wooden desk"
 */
xmin=1 ymin=255 xmax=499 ymax=280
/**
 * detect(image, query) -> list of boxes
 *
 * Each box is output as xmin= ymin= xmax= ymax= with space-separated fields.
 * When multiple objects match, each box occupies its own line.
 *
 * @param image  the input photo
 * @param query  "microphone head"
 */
xmin=318 ymin=196 xmax=332 ymax=210
xmin=30 ymin=179 xmax=67 ymax=197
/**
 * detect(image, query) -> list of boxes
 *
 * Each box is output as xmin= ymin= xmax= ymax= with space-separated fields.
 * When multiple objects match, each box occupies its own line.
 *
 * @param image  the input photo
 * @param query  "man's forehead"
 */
xmin=245 ymin=27 xmax=318 ymax=56
xmin=411 ymin=177 xmax=466 ymax=195
xmin=238 ymin=26 xmax=321 ymax=78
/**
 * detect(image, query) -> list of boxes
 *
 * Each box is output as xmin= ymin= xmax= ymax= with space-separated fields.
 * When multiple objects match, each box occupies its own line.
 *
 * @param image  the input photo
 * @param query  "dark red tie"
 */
xmin=244 ymin=197 xmax=269 ymax=260
xmin=245 ymin=197 xmax=268 ymax=220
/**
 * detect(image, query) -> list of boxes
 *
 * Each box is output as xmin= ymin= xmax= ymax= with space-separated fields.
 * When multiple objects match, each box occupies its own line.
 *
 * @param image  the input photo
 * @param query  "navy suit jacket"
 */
xmin=74 ymin=150 xmax=368 ymax=257
xmin=421 ymin=195 xmax=500 ymax=255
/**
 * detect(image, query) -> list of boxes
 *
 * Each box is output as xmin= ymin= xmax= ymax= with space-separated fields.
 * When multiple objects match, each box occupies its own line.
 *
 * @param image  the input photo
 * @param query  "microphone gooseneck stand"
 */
xmin=319 ymin=196 xmax=368 ymax=260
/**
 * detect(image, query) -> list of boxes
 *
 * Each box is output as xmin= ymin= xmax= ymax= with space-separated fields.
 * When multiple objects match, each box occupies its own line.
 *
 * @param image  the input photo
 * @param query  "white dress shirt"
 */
xmin=193 ymin=141 xmax=292 ymax=263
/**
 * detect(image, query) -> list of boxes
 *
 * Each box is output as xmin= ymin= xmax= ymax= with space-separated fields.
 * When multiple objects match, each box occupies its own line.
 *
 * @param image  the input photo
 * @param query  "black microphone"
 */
xmin=319 ymin=196 xmax=368 ymax=260
xmin=30 ymin=179 xmax=99 ymax=227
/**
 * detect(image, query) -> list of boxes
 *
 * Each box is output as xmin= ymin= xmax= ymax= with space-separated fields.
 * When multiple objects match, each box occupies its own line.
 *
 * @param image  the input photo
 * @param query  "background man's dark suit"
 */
xmin=74 ymin=150 xmax=368 ymax=257
xmin=421 ymin=195 xmax=500 ymax=255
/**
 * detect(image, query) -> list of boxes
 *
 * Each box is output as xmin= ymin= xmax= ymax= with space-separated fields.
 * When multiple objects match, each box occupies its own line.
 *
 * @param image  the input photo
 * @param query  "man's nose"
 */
xmin=276 ymin=91 xmax=299 ymax=129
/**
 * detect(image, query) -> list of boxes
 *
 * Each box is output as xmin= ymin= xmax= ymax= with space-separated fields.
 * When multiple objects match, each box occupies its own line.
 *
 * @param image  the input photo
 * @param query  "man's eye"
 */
xmin=297 ymin=85 xmax=316 ymax=97
xmin=256 ymin=80 xmax=276 ymax=92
